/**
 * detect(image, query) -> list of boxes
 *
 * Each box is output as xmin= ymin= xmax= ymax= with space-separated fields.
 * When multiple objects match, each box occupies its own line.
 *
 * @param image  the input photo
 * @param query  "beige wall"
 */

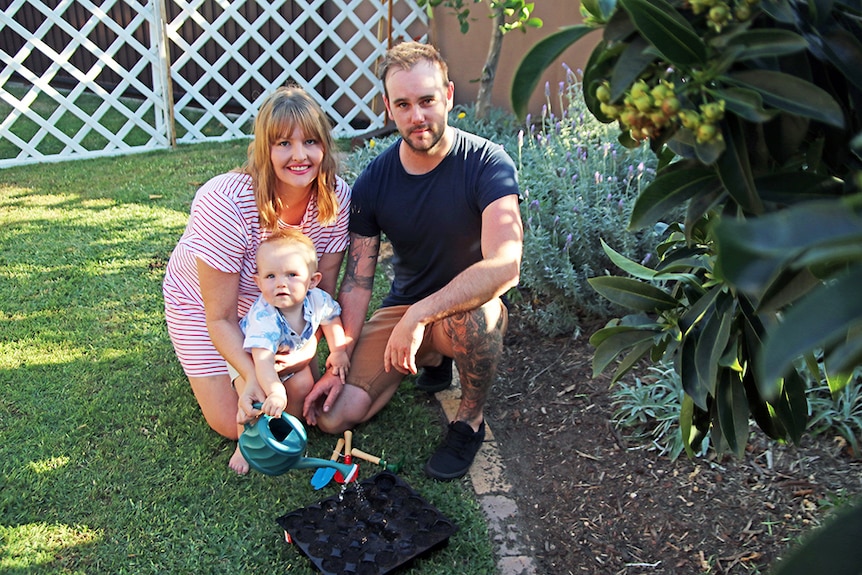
xmin=427 ymin=1 xmax=599 ymax=118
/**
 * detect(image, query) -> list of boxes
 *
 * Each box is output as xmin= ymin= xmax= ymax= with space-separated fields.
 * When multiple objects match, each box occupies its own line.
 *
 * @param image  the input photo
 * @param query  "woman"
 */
xmin=163 ymin=86 xmax=350 ymax=474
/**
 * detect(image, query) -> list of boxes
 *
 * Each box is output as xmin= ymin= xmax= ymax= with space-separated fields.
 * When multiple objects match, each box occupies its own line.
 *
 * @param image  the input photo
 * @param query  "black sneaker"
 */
xmin=424 ymin=420 xmax=485 ymax=480
xmin=415 ymin=356 xmax=453 ymax=393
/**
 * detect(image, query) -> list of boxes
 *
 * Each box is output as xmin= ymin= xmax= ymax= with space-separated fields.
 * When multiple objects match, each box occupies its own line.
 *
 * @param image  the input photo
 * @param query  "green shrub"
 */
xmin=516 ymin=66 xmax=661 ymax=335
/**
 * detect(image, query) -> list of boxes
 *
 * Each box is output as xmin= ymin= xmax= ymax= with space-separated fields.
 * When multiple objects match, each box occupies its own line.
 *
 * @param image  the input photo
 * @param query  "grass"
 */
xmin=0 ymin=141 xmax=495 ymax=574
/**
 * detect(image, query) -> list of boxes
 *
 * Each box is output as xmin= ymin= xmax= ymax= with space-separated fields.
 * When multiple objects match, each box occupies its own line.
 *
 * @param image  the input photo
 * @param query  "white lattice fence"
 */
xmin=0 ymin=0 xmax=427 ymax=169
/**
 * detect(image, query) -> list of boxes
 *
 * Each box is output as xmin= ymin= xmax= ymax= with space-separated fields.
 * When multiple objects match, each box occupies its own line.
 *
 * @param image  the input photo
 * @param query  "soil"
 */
xmin=485 ymin=310 xmax=862 ymax=575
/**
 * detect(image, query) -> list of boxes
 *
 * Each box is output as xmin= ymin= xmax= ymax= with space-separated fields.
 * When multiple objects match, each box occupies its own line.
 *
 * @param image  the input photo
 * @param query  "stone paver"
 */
xmin=434 ymin=373 xmax=537 ymax=575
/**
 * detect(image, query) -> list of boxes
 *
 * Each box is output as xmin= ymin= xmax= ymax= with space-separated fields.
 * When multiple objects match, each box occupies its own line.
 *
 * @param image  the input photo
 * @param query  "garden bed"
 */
xmin=486 ymin=312 xmax=862 ymax=574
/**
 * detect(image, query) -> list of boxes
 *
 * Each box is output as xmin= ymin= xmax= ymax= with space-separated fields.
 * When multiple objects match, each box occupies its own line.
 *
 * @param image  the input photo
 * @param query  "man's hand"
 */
xmin=384 ymin=311 xmax=426 ymax=375
xmin=302 ymin=371 xmax=345 ymax=426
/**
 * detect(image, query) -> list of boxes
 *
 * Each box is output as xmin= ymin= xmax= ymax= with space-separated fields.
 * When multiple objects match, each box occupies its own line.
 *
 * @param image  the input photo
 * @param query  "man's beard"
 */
xmin=401 ymin=123 xmax=444 ymax=153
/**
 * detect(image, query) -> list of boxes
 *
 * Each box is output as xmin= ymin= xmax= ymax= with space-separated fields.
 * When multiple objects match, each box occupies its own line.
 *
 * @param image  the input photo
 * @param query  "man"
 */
xmin=303 ymin=41 xmax=523 ymax=480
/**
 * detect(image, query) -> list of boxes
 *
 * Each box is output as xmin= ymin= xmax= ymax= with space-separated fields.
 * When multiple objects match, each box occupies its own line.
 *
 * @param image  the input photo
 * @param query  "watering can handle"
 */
xmin=248 ymin=402 xmax=304 ymax=436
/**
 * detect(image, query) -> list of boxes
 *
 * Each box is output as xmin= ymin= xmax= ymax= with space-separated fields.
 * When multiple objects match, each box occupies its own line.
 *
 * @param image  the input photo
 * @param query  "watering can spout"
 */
xmin=294 ymin=457 xmax=359 ymax=482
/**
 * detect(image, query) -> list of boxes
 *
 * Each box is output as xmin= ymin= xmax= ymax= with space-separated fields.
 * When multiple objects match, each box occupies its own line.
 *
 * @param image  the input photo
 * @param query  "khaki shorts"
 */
xmin=348 ymin=301 xmax=507 ymax=402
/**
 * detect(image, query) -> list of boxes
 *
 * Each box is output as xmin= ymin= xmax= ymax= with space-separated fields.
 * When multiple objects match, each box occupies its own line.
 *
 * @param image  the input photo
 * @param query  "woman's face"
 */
xmin=269 ymin=125 xmax=324 ymax=194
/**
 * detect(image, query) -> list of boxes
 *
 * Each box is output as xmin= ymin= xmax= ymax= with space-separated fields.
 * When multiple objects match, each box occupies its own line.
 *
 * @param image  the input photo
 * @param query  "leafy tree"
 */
xmin=419 ymin=0 xmax=542 ymax=117
xmin=511 ymin=0 xmax=862 ymax=457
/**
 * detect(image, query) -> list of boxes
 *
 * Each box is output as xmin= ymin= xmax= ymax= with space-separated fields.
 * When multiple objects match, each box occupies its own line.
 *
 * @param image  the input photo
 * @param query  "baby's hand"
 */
xmin=326 ymin=352 xmax=350 ymax=383
xmin=261 ymin=392 xmax=288 ymax=418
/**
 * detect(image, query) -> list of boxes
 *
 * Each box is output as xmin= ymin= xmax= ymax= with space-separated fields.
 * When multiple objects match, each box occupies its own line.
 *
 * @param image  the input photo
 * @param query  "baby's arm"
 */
xmin=321 ymin=318 xmax=350 ymax=383
xmin=250 ymin=347 xmax=287 ymax=417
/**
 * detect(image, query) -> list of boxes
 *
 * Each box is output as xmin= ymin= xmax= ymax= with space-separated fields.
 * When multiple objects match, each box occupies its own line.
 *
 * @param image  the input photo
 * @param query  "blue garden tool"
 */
xmin=310 ymin=437 xmax=344 ymax=490
xmin=239 ymin=404 xmax=358 ymax=481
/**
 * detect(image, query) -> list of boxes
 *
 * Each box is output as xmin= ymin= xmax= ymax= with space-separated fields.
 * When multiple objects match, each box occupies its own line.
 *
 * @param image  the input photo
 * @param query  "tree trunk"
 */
xmin=475 ymin=7 xmax=505 ymax=119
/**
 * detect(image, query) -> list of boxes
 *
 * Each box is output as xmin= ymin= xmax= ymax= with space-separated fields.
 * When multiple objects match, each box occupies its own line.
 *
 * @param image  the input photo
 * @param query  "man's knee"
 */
xmin=315 ymin=384 xmax=372 ymax=434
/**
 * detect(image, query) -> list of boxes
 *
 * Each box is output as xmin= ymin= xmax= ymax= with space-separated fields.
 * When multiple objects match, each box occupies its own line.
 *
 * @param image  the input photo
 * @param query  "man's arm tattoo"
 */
xmin=341 ymin=235 xmax=379 ymax=293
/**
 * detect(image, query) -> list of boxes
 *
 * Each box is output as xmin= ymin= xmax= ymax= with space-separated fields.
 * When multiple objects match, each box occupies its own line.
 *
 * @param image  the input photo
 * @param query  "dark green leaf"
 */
xmin=757 ymin=268 xmax=822 ymax=313
xmin=588 ymin=276 xmax=679 ymax=311
xmin=681 ymin=330 xmax=711 ymax=410
xmin=723 ymin=29 xmax=808 ymax=60
xmin=600 ymin=238 xmax=657 ymax=280
xmin=592 ymin=329 xmax=659 ymax=376
xmin=725 ymin=70 xmax=845 ymax=128
xmin=815 ymin=25 xmax=862 ymax=91
xmin=680 ymin=393 xmax=696 ymax=458
xmin=761 ymin=266 xmax=862 ymax=383
xmin=825 ymin=334 xmax=862 ymax=384
xmin=612 ymin=339 xmax=655 ymax=382
xmin=715 ymin=368 xmax=749 ymax=457
xmin=618 ymin=0 xmax=707 ymax=66
xmin=694 ymin=293 xmax=735 ymax=396
xmin=711 ymin=87 xmax=777 ymax=123
xmin=742 ymin=366 xmax=787 ymax=440
xmin=629 ymin=168 xmax=718 ymax=229
xmin=716 ymin=115 xmax=762 ymax=214
xmin=511 ymin=26 xmax=597 ymax=119
xmin=771 ymin=501 xmax=862 ymax=575
xmin=610 ymin=36 xmax=654 ymax=101
xmin=582 ymin=0 xmax=617 ymax=23
xmin=772 ymin=371 xmax=808 ymax=444
xmin=759 ymin=0 xmax=797 ymax=23
xmin=753 ymin=172 xmax=843 ymax=204
xmin=715 ymin=200 xmax=862 ymax=293
xmin=678 ymin=285 xmax=721 ymax=336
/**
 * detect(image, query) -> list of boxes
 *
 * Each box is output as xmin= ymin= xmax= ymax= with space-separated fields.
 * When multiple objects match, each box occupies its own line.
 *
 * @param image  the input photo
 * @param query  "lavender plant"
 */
xmin=516 ymin=66 xmax=661 ymax=335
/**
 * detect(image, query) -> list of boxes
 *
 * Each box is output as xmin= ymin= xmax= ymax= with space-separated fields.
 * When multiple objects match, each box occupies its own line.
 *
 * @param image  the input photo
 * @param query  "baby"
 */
xmin=240 ymin=229 xmax=349 ymax=418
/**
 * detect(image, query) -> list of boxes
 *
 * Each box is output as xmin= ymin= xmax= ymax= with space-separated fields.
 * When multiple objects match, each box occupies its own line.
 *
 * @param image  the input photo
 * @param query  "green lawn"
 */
xmin=0 ymin=141 xmax=495 ymax=574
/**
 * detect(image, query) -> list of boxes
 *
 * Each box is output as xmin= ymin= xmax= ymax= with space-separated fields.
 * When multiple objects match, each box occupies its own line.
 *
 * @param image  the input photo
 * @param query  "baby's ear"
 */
xmin=252 ymin=272 xmax=262 ymax=289
xmin=309 ymin=271 xmax=322 ymax=288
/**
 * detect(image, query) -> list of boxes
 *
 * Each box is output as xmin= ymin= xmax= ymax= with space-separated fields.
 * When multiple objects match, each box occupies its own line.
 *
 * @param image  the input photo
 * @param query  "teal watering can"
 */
xmin=238 ymin=404 xmax=358 ymax=480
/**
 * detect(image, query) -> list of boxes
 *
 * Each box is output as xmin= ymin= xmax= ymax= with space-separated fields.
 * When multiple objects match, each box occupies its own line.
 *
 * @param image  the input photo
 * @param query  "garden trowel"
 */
xmin=310 ymin=437 xmax=344 ymax=490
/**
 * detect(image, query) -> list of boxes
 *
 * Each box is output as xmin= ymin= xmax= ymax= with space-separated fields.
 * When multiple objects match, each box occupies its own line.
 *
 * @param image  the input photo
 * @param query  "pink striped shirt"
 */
xmin=162 ymin=171 xmax=350 ymax=377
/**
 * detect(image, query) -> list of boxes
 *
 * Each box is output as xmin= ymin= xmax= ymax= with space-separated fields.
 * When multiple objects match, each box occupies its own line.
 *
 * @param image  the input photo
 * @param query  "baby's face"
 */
xmin=255 ymin=244 xmax=316 ymax=310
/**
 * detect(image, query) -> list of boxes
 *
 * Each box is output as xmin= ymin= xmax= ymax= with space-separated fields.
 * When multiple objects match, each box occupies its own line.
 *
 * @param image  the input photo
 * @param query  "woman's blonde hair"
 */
xmin=245 ymin=86 xmax=339 ymax=230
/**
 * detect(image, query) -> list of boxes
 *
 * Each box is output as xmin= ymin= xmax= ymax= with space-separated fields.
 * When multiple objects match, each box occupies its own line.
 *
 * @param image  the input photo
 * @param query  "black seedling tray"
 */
xmin=276 ymin=471 xmax=457 ymax=574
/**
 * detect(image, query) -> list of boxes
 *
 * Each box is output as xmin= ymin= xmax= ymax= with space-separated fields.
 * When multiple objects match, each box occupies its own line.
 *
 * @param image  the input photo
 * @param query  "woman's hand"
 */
xmin=236 ymin=376 xmax=266 ymax=424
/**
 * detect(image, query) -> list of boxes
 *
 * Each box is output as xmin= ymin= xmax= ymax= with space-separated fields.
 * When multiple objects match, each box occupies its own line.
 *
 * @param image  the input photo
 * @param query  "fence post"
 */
xmin=151 ymin=0 xmax=176 ymax=148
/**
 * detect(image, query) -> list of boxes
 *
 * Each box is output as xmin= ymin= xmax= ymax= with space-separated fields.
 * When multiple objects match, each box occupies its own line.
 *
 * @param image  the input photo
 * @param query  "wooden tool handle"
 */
xmin=350 ymin=447 xmax=381 ymax=465
xmin=328 ymin=438 xmax=345 ymax=461
xmin=343 ymin=430 xmax=353 ymax=462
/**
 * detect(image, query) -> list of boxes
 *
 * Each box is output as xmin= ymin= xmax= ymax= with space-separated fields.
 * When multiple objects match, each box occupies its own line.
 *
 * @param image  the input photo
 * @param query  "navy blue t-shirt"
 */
xmin=350 ymin=128 xmax=520 ymax=307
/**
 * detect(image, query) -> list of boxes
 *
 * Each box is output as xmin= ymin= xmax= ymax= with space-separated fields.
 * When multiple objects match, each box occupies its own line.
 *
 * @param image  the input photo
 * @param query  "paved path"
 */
xmin=434 ymin=374 xmax=538 ymax=575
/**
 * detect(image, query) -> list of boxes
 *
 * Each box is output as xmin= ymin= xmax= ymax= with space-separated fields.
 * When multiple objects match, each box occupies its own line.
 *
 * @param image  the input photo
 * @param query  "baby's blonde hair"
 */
xmin=256 ymin=229 xmax=319 ymax=274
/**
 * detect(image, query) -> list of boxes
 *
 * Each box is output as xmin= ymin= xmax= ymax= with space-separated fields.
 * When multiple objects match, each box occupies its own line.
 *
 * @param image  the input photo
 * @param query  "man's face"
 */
xmin=383 ymin=61 xmax=454 ymax=154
